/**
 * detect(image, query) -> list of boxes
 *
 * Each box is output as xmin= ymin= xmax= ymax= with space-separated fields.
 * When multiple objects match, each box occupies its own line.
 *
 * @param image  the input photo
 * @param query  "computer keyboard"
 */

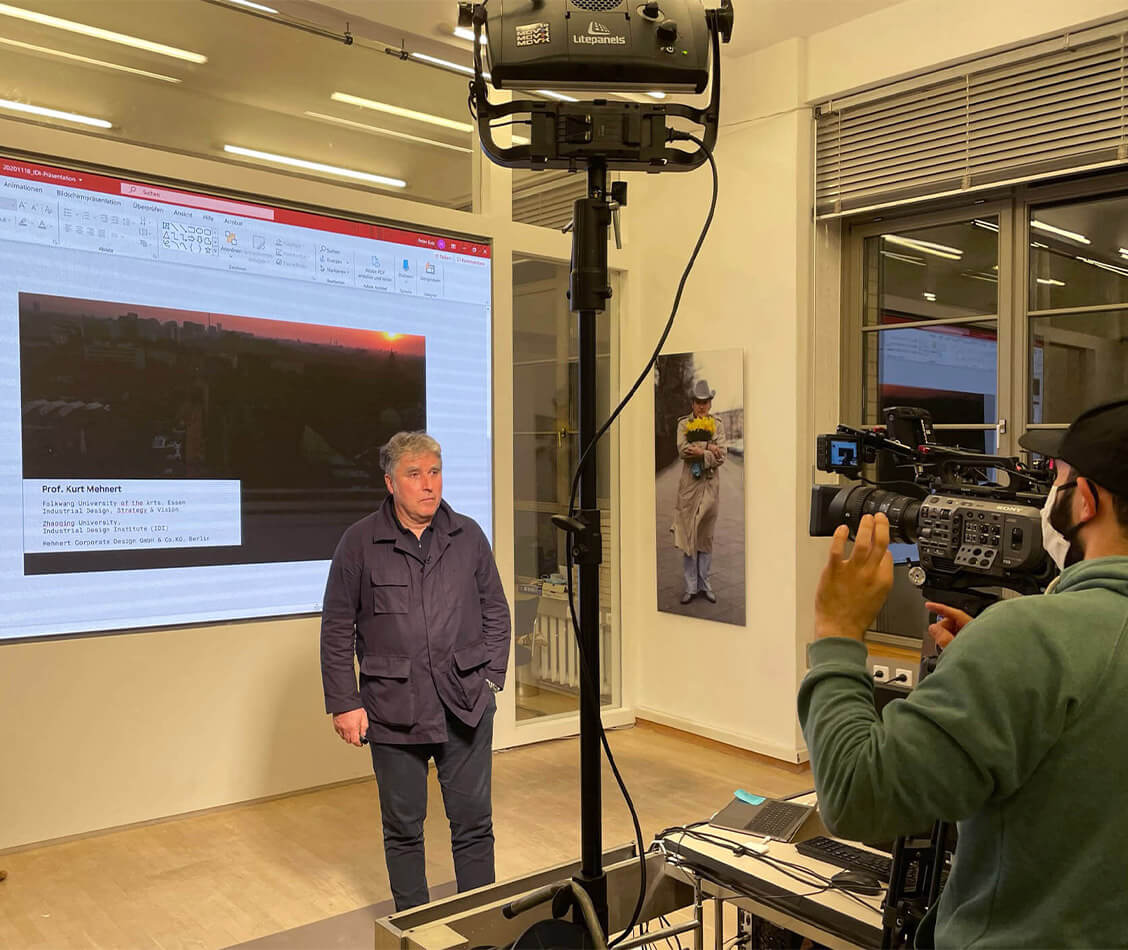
xmin=744 ymin=801 xmax=811 ymax=839
xmin=796 ymin=836 xmax=892 ymax=880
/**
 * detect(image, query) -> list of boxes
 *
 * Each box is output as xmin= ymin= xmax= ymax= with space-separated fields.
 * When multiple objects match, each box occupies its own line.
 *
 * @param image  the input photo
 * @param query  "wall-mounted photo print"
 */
xmin=654 ymin=348 xmax=745 ymax=626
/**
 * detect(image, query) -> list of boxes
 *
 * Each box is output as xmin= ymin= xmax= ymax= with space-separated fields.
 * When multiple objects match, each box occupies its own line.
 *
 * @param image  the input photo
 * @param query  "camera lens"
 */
xmin=827 ymin=486 xmax=921 ymax=545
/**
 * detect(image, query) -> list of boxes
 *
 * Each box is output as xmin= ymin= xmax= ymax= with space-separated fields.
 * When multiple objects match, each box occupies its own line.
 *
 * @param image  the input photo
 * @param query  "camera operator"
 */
xmin=798 ymin=398 xmax=1128 ymax=948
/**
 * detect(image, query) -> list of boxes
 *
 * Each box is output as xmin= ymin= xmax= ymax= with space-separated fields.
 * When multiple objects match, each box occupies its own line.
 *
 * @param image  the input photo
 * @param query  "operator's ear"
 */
xmin=1076 ymin=478 xmax=1100 ymax=522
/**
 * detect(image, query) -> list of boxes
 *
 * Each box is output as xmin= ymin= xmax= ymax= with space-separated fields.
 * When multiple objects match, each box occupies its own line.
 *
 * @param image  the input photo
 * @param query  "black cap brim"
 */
xmin=1018 ymin=428 xmax=1065 ymax=458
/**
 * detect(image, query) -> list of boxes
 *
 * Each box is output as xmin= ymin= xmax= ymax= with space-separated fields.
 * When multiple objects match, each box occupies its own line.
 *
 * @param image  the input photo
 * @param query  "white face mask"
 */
xmin=1040 ymin=482 xmax=1075 ymax=572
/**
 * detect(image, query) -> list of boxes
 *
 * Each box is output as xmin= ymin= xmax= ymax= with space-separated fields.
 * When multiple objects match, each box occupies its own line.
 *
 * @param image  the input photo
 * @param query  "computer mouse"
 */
xmin=830 ymin=869 xmax=885 ymax=895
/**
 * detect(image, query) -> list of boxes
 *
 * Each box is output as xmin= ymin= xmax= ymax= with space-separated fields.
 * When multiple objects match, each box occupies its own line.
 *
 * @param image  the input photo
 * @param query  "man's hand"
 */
xmin=332 ymin=707 xmax=369 ymax=747
xmin=814 ymin=513 xmax=894 ymax=641
xmin=924 ymin=602 xmax=973 ymax=649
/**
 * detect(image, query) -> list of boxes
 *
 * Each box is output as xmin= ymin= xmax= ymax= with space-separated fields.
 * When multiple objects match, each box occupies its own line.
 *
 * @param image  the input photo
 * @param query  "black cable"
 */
xmin=658 ymin=826 xmax=884 ymax=918
xmin=560 ymin=135 xmax=720 ymax=948
xmin=566 ymin=134 xmax=719 ymax=516
xmin=668 ymin=853 xmax=881 ymax=919
xmin=657 ymin=914 xmax=683 ymax=950
xmin=661 ymin=826 xmax=854 ymax=900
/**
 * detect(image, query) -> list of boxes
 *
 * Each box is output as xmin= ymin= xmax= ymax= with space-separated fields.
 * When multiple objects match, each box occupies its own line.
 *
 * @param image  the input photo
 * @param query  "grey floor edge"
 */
xmin=224 ymin=881 xmax=458 ymax=950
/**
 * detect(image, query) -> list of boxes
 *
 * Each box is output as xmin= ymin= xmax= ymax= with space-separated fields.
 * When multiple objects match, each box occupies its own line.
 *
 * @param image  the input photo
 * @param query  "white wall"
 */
xmin=621 ymin=39 xmax=821 ymax=762
xmin=621 ymin=0 xmax=1128 ymax=763
xmin=0 ymin=120 xmax=537 ymax=851
xmin=807 ymin=0 xmax=1128 ymax=101
xmin=0 ymin=615 xmax=366 ymax=846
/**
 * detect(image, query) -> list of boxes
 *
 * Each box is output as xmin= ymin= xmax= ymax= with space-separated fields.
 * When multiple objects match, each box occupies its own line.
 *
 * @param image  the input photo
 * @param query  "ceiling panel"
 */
xmin=0 ymin=0 xmax=476 ymax=207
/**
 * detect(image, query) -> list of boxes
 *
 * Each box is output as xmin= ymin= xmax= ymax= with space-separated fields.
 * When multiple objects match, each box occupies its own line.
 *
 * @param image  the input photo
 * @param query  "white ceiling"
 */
xmin=309 ymin=0 xmax=908 ymax=60
xmin=0 ymin=0 xmax=477 ymax=206
xmin=0 ymin=0 xmax=907 ymax=211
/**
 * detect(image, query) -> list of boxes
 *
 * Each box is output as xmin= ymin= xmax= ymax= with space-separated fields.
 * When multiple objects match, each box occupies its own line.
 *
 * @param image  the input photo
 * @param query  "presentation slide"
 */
xmin=0 ymin=157 xmax=492 ymax=640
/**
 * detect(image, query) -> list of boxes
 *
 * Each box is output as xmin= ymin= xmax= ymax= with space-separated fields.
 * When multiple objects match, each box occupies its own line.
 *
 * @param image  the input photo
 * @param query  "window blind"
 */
xmin=815 ymin=23 xmax=1128 ymax=217
xmin=513 ymin=170 xmax=587 ymax=230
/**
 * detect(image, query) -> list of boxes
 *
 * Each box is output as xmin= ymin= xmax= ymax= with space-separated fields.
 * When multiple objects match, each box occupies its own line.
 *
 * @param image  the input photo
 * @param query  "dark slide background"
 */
xmin=20 ymin=293 xmax=425 ymax=575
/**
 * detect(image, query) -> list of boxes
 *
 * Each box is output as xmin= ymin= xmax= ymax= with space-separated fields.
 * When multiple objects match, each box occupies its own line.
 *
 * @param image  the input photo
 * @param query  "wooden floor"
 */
xmin=0 ymin=722 xmax=811 ymax=949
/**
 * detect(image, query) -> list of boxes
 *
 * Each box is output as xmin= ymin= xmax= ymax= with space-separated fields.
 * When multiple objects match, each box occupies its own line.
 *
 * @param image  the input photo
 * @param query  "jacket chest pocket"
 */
xmin=370 ymin=565 xmax=409 ymax=614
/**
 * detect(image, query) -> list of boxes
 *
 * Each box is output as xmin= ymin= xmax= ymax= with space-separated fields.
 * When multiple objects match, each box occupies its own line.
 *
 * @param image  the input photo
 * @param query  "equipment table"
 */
xmin=660 ymin=792 xmax=886 ymax=950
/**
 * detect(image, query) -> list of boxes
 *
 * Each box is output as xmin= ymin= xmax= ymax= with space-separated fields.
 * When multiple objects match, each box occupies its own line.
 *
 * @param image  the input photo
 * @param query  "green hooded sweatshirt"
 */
xmin=798 ymin=556 xmax=1128 ymax=949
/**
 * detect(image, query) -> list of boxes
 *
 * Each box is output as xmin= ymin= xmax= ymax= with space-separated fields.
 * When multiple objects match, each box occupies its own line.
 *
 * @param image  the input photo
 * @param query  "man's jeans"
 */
xmin=369 ymin=696 xmax=495 ymax=911
xmin=683 ymin=551 xmax=713 ymax=594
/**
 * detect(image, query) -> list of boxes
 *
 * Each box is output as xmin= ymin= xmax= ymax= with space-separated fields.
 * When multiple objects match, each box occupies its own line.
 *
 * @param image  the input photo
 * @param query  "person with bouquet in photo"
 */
xmin=672 ymin=379 xmax=727 ymax=604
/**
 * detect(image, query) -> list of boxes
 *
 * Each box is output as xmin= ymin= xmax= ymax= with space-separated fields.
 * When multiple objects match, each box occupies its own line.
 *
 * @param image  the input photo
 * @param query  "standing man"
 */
xmin=671 ymin=378 xmax=727 ymax=604
xmin=320 ymin=431 xmax=511 ymax=911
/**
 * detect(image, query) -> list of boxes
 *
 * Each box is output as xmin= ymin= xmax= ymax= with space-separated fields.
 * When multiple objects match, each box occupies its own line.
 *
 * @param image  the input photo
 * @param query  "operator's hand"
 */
xmin=332 ymin=707 xmax=369 ymax=747
xmin=814 ymin=513 xmax=894 ymax=641
xmin=924 ymin=602 xmax=973 ymax=650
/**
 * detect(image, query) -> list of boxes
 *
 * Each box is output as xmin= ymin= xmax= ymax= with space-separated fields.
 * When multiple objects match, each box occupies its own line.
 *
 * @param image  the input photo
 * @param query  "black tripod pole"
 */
xmin=567 ymin=160 xmax=613 ymax=936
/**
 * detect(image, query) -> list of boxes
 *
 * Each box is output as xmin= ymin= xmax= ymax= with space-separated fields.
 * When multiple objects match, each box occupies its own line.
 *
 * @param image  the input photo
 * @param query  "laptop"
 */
xmin=709 ymin=795 xmax=816 ymax=842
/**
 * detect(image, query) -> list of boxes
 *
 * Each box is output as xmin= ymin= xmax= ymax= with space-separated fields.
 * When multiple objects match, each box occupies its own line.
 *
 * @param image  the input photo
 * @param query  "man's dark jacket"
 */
xmin=320 ymin=497 xmax=510 ymax=743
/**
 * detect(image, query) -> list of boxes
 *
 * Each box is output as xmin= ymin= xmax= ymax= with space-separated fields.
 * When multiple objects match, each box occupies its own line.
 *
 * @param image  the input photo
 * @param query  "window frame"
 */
xmin=843 ymin=170 xmax=1128 ymax=645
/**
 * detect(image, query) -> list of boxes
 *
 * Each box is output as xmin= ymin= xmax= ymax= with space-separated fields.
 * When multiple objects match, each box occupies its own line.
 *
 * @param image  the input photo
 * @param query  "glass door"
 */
xmin=511 ymin=257 xmax=621 ymax=725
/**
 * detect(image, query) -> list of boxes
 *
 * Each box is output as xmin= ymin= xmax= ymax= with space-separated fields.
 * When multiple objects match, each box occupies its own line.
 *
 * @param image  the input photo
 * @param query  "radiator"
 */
xmin=532 ymin=602 xmax=613 ymax=695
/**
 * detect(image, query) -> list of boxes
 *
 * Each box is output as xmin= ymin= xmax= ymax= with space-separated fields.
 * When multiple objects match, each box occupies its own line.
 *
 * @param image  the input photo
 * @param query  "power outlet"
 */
xmin=871 ymin=664 xmax=890 ymax=682
xmin=894 ymin=667 xmax=915 ymax=688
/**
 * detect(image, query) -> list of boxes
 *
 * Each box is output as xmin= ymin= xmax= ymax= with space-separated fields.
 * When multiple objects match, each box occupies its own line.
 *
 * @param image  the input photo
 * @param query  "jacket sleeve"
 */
xmin=320 ymin=530 xmax=363 ymax=715
xmin=677 ymin=418 xmax=695 ymax=459
xmin=475 ymin=525 xmax=512 ymax=687
xmin=797 ymin=603 xmax=1075 ymax=842
xmin=705 ymin=417 xmax=725 ymax=469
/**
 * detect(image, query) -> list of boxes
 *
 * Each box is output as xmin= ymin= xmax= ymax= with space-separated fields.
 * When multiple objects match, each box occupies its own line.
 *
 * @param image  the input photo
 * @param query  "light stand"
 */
xmin=560 ymin=158 xmax=616 ymax=934
xmin=460 ymin=2 xmax=733 ymax=942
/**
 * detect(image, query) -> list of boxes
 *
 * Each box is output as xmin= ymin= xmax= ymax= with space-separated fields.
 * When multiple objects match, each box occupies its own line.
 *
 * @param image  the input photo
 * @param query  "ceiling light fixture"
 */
xmin=647 ymin=91 xmax=667 ymax=99
xmin=409 ymin=51 xmax=478 ymax=77
xmin=1036 ymin=277 xmax=1065 ymax=286
xmin=1119 ymin=247 xmax=1128 ymax=259
xmin=922 ymin=292 xmax=937 ymax=301
xmin=880 ymin=250 xmax=926 ymax=266
xmin=0 ymin=3 xmax=207 ymax=63
xmin=963 ymin=271 xmax=998 ymax=283
xmin=304 ymin=111 xmax=472 ymax=154
xmin=972 ymin=218 xmax=999 ymax=232
xmin=331 ymin=92 xmax=473 ymax=133
xmin=223 ymin=145 xmax=405 ymax=189
xmin=536 ymin=89 xmax=579 ymax=102
xmin=882 ymin=234 xmax=963 ymax=260
xmin=0 ymin=97 xmax=111 ymax=128
xmin=0 ymin=35 xmax=181 ymax=81
xmin=1076 ymin=255 xmax=1128 ymax=278
xmin=453 ymin=26 xmax=486 ymax=44
xmin=1030 ymin=219 xmax=1090 ymax=244
xmin=1031 ymin=241 xmax=1049 ymax=249
xmin=224 ymin=0 xmax=278 ymax=11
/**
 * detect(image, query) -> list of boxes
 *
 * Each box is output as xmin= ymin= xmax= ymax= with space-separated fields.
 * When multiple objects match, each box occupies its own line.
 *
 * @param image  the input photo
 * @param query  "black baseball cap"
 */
xmin=1018 ymin=397 xmax=1128 ymax=496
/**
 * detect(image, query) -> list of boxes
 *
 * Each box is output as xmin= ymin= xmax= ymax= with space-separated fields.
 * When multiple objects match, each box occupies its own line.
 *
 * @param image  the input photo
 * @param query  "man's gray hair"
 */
xmin=380 ymin=431 xmax=442 ymax=476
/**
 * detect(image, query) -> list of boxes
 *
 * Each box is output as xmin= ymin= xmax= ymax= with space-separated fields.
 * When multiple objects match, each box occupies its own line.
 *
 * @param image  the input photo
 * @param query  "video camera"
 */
xmin=810 ymin=407 xmax=1057 ymax=615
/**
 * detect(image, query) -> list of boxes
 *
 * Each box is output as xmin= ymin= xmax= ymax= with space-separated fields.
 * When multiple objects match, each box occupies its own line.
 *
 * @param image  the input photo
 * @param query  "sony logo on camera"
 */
xmin=572 ymin=20 xmax=628 ymax=45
